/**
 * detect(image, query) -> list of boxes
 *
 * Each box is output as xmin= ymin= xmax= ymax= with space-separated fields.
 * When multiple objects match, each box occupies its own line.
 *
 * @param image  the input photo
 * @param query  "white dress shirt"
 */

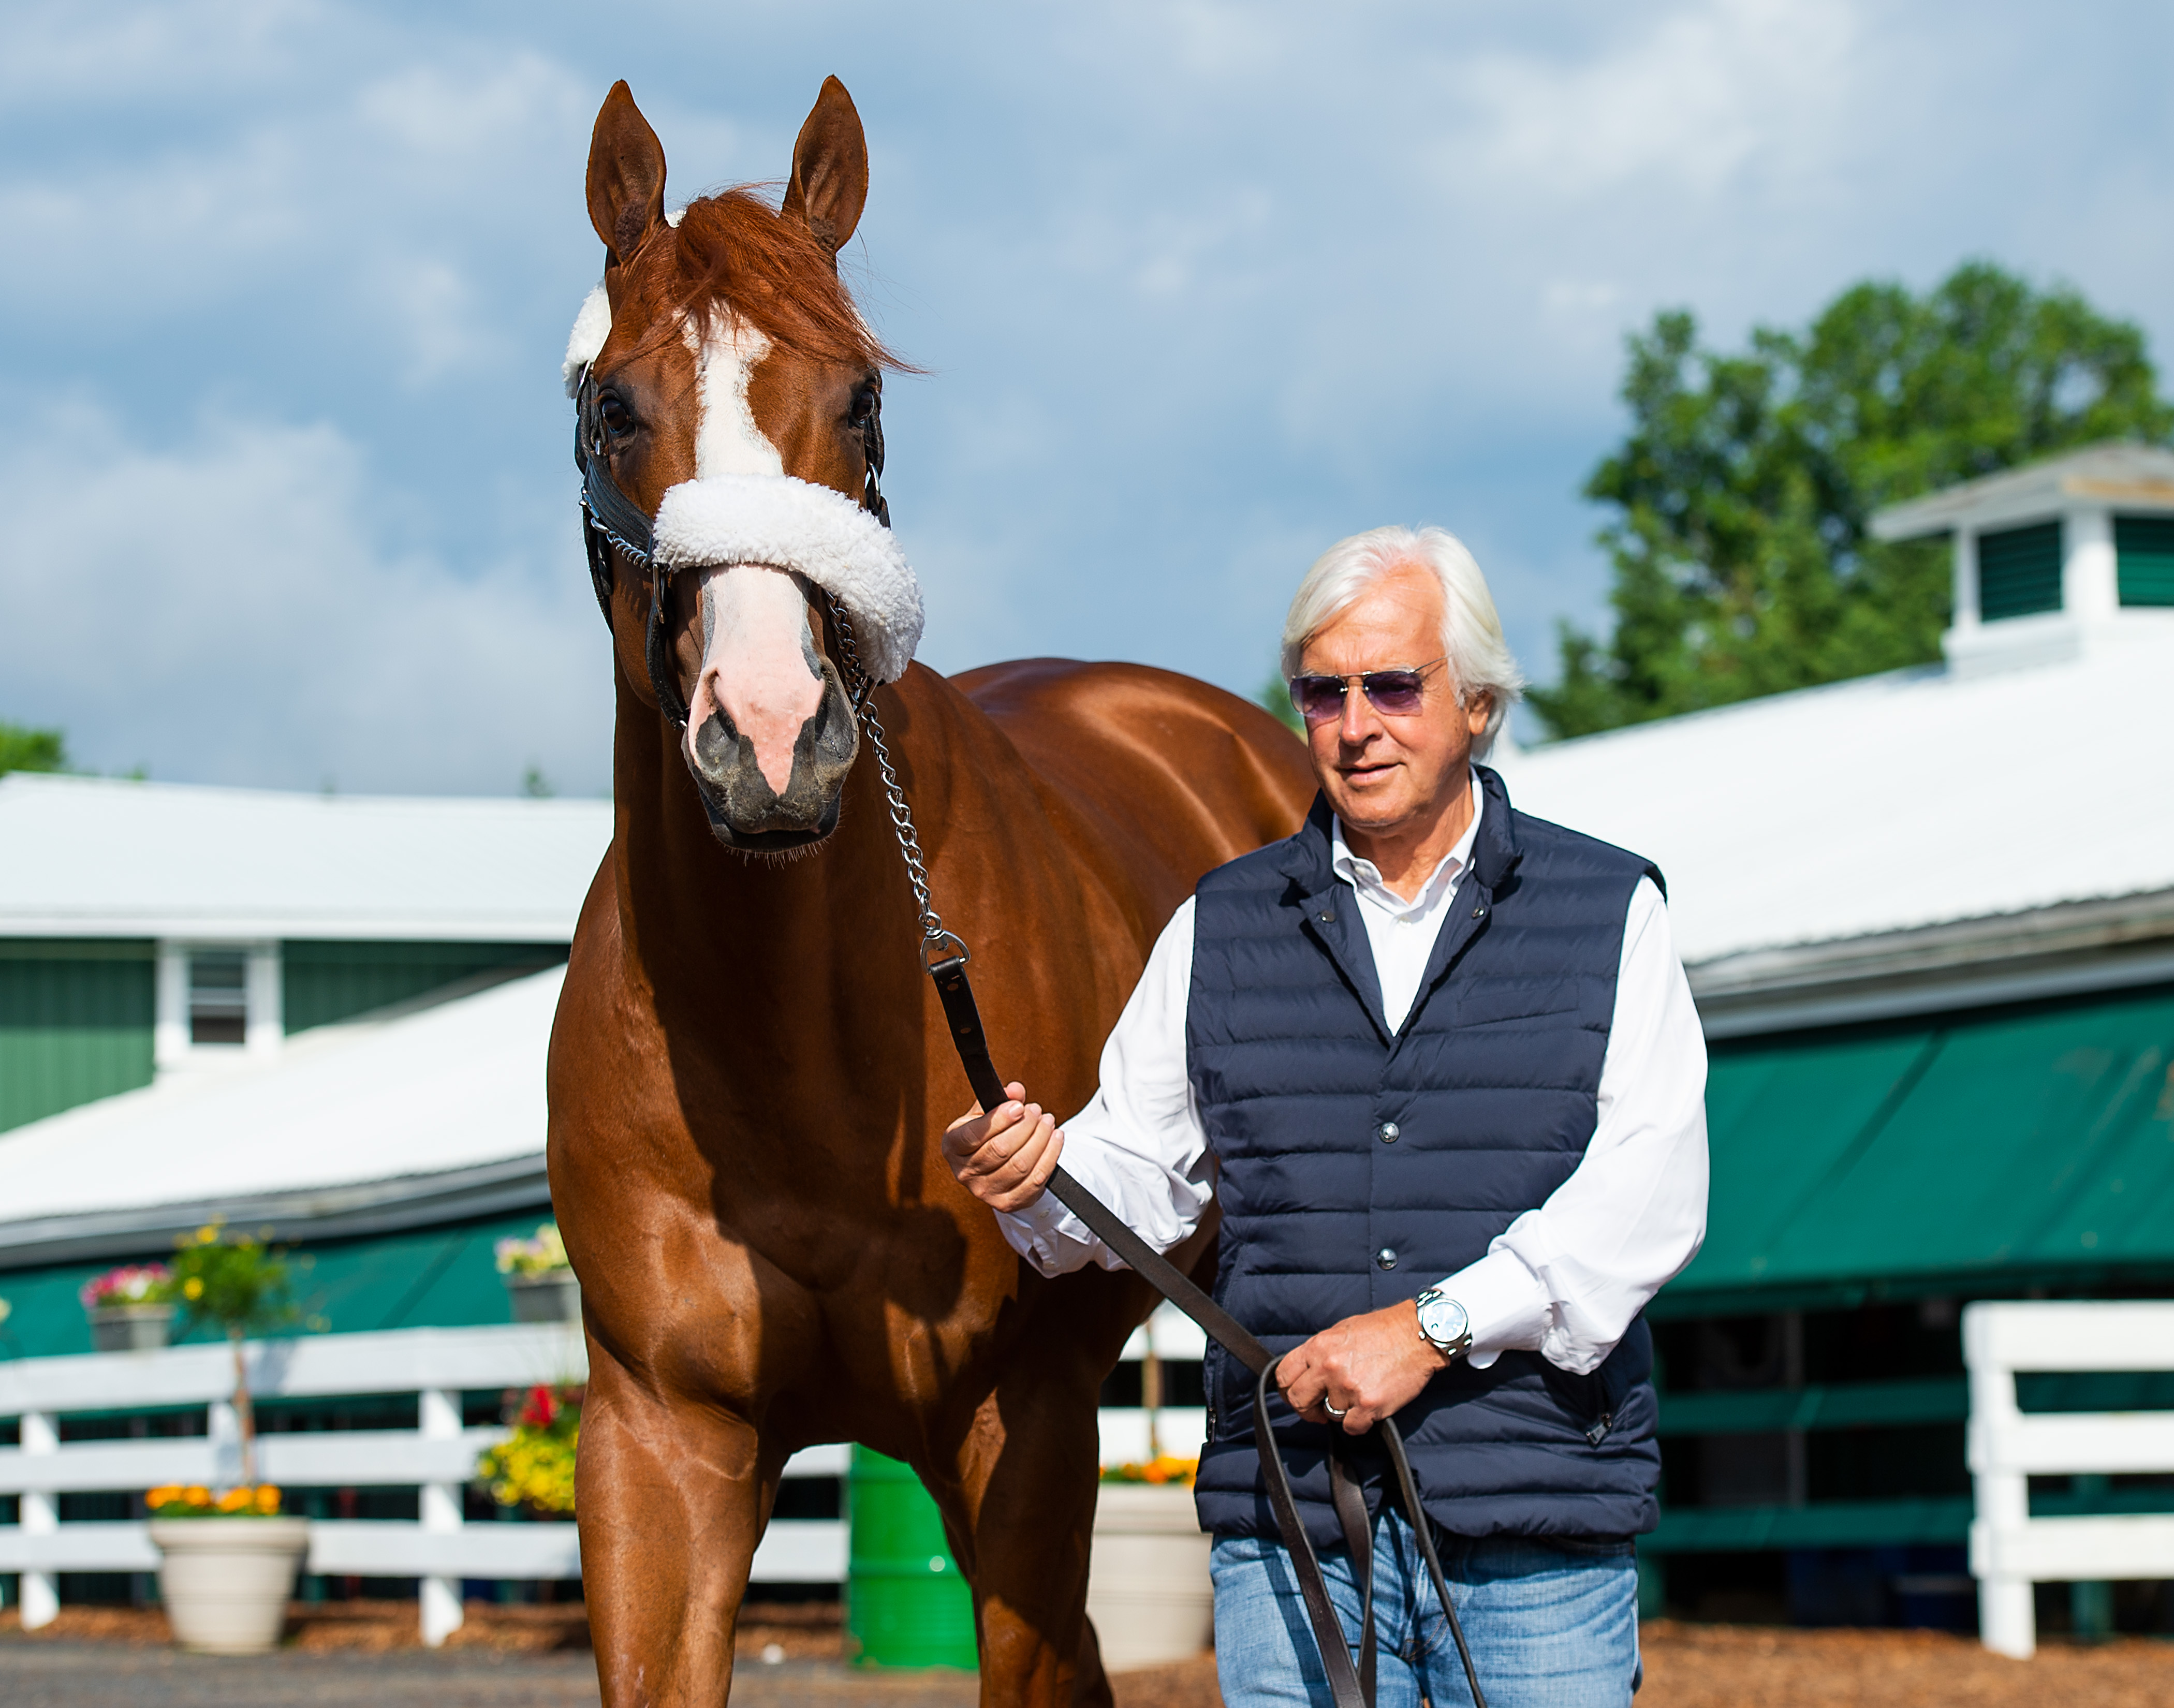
xmin=996 ymin=773 xmax=1709 ymax=1377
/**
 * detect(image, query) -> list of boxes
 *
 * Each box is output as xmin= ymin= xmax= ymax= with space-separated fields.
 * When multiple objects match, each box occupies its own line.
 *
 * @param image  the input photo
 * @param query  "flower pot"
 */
xmin=88 ymin=1303 xmax=175 ymax=1352
xmin=149 ymin=1517 xmax=310 ymax=1654
xmin=506 ymin=1270 xmax=581 ymax=1323
xmin=1087 ymin=1482 xmax=1213 ymax=1670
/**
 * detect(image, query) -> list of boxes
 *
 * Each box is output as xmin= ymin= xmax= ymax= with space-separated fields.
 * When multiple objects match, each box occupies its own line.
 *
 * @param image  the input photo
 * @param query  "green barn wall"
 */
xmin=282 ymin=940 xmax=565 ymax=1034
xmin=0 ymin=1207 xmax=559 ymax=1362
xmin=2117 ymin=513 xmax=2174 ymax=607
xmin=1977 ymin=520 xmax=2064 ymax=621
xmin=0 ymin=940 xmax=155 ymax=1135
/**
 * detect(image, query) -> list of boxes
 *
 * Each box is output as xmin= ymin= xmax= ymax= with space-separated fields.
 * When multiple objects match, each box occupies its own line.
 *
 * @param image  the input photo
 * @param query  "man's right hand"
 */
xmin=942 ymin=1082 xmax=1065 ymax=1213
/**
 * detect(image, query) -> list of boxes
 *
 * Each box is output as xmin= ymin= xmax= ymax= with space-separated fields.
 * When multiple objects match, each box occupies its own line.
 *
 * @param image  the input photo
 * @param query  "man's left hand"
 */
xmin=1279 ymin=1300 xmax=1451 ymax=1434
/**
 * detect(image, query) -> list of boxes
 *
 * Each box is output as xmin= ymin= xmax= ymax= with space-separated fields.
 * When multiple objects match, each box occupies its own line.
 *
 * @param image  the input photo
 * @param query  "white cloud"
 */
xmin=1452 ymin=0 xmax=1861 ymax=202
xmin=2 ymin=0 xmax=2171 ymax=787
xmin=0 ymin=399 xmax=610 ymax=796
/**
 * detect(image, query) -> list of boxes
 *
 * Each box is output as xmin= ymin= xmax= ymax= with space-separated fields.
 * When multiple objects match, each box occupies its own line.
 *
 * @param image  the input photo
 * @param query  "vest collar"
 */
xmin=1274 ymin=764 xmax=1522 ymax=894
xmin=1273 ymin=766 xmax=1523 ymax=1043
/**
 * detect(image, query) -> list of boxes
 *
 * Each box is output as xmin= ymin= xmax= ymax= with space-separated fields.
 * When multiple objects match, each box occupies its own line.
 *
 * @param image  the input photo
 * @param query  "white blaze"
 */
xmin=687 ymin=566 xmax=823 ymax=796
xmin=688 ymin=315 xmax=785 ymax=479
xmin=679 ymin=312 xmax=813 ymax=796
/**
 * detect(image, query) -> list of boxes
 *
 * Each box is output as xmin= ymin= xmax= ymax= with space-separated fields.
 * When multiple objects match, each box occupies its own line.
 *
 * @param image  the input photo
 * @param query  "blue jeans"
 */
xmin=1211 ymin=1510 xmax=1640 ymax=1708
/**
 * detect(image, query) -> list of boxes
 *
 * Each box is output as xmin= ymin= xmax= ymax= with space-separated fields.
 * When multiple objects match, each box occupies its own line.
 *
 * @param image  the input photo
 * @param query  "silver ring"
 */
xmin=1324 ymin=1401 xmax=1347 ymax=1420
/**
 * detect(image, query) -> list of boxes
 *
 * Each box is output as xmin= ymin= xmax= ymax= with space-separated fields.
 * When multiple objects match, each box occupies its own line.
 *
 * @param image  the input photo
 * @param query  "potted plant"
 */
xmin=1089 ymin=1457 xmax=1212 ymax=1670
xmin=146 ymin=1482 xmax=306 ymax=1653
xmin=81 ymin=1262 xmax=177 ymax=1351
xmin=477 ymin=1382 xmax=582 ymax=1515
xmin=145 ymin=1225 xmax=313 ymax=1653
xmin=497 ymin=1221 xmax=580 ymax=1322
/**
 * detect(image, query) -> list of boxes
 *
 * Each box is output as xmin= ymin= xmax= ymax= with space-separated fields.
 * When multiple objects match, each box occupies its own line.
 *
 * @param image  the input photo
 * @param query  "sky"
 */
xmin=3 ymin=0 xmax=2170 ymax=797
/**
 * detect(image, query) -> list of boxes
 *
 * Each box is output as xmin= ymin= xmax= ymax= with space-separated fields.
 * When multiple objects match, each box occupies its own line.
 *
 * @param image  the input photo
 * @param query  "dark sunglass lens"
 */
xmin=1289 ymin=676 xmax=1345 ymax=721
xmin=1362 ymin=671 xmax=1426 ymax=714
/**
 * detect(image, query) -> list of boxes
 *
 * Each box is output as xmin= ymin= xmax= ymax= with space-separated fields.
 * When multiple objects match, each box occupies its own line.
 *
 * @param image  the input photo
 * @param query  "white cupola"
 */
xmin=1869 ymin=441 xmax=2174 ymax=677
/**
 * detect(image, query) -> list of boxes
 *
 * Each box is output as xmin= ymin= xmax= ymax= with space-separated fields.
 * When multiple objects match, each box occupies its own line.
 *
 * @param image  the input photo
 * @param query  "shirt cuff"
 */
xmin=993 ymin=1189 xmax=1095 ymax=1276
xmin=1433 ymin=1247 xmax=1551 ymax=1371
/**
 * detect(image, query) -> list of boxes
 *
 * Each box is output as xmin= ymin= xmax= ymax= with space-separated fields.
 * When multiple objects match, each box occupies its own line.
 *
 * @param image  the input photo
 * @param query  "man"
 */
xmin=943 ymin=525 xmax=1708 ymax=1707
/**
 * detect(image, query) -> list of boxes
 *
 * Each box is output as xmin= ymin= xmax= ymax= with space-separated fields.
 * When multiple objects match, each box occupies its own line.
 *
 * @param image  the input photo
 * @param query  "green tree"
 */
xmin=0 ymin=723 xmax=68 ymax=776
xmin=173 ymin=1225 xmax=311 ymax=1488
xmin=1530 ymin=262 xmax=2174 ymax=739
xmin=1256 ymin=670 xmax=1303 ymax=735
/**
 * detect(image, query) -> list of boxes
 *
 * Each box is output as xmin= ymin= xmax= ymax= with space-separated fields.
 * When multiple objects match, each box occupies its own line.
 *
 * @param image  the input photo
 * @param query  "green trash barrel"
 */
xmin=845 ymin=1446 xmax=978 ymax=1670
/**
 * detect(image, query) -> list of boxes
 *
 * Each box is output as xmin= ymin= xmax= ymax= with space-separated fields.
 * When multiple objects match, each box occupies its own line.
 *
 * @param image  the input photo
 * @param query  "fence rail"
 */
xmin=0 ymin=1321 xmax=841 ymax=1645
xmin=1966 ymin=1299 xmax=2174 ymax=1657
xmin=3 ymin=1305 xmax=1203 ymax=1645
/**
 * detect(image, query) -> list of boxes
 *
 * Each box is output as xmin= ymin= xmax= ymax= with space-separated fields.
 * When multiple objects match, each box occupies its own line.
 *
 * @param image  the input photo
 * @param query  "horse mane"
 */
xmin=633 ymin=187 xmax=907 ymax=371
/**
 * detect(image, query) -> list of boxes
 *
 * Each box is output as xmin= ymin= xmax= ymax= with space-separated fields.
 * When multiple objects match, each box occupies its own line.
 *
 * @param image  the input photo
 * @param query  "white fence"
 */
xmin=0 ymin=1322 xmax=841 ymax=1644
xmin=2 ymin=1304 xmax=1205 ymax=1644
xmin=1967 ymin=1299 xmax=2174 ymax=1657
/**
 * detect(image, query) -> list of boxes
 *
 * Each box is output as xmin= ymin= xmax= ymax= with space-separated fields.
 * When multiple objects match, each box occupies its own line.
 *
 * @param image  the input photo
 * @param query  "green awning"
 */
xmin=0 ymin=1208 xmax=552 ymax=1361
xmin=1657 ymin=979 xmax=2174 ymax=1315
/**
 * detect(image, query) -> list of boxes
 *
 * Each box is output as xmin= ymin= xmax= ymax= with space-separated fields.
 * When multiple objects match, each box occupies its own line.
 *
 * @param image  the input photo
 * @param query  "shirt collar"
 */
xmin=1329 ymin=769 xmax=1485 ymax=917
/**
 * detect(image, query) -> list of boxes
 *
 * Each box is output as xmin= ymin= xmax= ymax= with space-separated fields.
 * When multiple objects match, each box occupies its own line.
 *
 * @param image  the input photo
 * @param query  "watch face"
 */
xmin=1419 ymin=1295 xmax=1470 ymax=1348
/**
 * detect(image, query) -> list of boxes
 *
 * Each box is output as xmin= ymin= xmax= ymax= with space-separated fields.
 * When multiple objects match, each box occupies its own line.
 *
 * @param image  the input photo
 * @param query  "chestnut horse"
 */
xmin=547 ymin=76 xmax=1312 ymax=1708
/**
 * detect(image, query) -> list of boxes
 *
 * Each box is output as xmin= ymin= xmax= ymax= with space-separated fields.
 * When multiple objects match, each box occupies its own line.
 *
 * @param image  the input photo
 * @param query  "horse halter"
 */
xmin=570 ymin=363 xmax=891 ymax=735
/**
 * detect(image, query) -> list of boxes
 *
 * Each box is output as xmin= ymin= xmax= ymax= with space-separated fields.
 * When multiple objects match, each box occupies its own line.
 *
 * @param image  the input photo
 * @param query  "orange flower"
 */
xmin=254 ymin=1485 xmax=282 ymax=1514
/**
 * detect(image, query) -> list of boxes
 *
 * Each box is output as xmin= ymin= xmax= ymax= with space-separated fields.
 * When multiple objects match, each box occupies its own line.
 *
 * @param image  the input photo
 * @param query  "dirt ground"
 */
xmin=10 ymin=1604 xmax=2174 ymax=1707
xmin=1635 ymin=1619 xmax=2174 ymax=1708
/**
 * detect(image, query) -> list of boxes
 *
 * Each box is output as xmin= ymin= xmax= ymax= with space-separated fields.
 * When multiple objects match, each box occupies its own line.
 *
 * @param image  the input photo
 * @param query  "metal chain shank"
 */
xmin=828 ymin=599 xmax=959 ymax=962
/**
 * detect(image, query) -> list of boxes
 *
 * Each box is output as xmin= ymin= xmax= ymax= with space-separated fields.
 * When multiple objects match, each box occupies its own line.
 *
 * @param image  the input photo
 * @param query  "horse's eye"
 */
xmin=848 ymin=387 xmax=877 ymax=428
xmin=599 ymin=395 xmax=636 ymax=438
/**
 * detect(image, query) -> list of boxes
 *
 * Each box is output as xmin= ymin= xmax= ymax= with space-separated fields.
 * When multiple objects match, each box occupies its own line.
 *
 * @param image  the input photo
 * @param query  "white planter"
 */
xmin=1088 ymin=1482 xmax=1213 ymax=1670
xmin=506 ymin=1271 xmax=581 ymax=1323
xmin=150 ymin=1517 xmax=310 ymax=1654
xmin=88 ymin=1303 xmax=174 ymax=1352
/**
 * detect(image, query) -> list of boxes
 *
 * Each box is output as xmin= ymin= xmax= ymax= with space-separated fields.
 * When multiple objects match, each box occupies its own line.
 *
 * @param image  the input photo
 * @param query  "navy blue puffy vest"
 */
xmin=1189 ymin=766 xmax=1664 ymax=1545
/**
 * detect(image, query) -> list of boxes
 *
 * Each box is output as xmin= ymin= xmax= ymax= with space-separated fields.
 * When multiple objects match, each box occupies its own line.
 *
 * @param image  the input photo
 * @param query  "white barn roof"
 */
xmin=0 ymin=966 xmax=562 ymax=1265
xmin=1495 ymin=621 xmax=2174 ymax=1034
xmin=1870 ymin=441 xmax=2174 ymax=539
xmin=0 ymin=774 xmax=612 ymax=941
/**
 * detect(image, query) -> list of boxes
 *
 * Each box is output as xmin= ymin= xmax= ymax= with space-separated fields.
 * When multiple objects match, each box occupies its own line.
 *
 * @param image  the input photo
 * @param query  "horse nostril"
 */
xmin=693 ymin=711 xmax=741 ymax=783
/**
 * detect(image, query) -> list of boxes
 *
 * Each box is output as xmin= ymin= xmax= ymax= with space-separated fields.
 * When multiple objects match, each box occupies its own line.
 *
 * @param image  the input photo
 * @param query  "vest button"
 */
xmin=1375 ymin=1247 xmax=1399 ymax=1271
xmin=1376 ymin=1121 xmax=1400 ymax=1144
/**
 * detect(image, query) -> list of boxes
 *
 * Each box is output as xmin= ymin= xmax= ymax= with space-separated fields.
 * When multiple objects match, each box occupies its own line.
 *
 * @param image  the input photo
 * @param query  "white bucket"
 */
xmin=1088 ymin=1482 xmax=1214 ymax=1670
xmin=150 ymin=1517 xmax=310 ymax=1654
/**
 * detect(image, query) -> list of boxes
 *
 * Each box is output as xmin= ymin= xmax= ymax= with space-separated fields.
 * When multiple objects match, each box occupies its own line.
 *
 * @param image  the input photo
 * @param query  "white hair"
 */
xmin=1280 ymin=525 xmax=1525 ymax=758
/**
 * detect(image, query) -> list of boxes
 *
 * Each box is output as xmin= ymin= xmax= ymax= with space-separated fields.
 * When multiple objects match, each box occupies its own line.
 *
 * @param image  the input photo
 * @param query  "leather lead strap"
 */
xmin=1254 ymin=1362 xmax=1371 ymax=1708
xmin=928 ymin=955 xmax=1267 ymax=1372
xmin=922 ymin=946 xmax=1487 ymax=1708
xmin=1330 ymin=1452 xmax=1378 ymax=1703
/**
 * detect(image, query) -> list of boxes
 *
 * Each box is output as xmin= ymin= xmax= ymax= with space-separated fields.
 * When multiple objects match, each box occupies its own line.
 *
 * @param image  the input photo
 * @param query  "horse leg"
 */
xmin=938 ymin=1376 xmax=1110 ymax=1708
xmin=1073 ymin=1608 xmax=1113 ymax=1708
xmin=579 ymin=1346 xmax=770 ymax=1708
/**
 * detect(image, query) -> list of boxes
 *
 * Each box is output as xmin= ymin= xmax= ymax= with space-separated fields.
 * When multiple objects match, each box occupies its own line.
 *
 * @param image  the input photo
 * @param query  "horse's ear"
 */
xmin=780 ymin=76 xmax=868 ymax=264
xmin=587 ymin=81 xmax=668 ymax=268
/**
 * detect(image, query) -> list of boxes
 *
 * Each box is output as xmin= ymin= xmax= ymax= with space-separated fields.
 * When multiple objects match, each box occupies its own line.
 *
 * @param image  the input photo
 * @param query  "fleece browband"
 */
xmin=565 ymin=282 xmax=923 ymax=685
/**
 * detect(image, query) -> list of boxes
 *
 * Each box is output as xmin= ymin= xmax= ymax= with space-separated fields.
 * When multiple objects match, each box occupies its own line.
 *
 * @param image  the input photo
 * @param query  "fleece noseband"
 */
xmin=570 ymin=340 xmax=918 ymax=733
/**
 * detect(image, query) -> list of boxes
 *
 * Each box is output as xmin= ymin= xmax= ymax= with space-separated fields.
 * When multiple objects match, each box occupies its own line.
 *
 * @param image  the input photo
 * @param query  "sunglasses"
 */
xmin=1287 ymin=657 xmax=1448 ymax=724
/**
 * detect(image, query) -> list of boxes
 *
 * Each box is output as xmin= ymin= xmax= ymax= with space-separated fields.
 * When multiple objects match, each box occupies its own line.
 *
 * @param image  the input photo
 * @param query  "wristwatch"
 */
xmin=1414 ymin=1288 xmax=1473 ymax=1362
